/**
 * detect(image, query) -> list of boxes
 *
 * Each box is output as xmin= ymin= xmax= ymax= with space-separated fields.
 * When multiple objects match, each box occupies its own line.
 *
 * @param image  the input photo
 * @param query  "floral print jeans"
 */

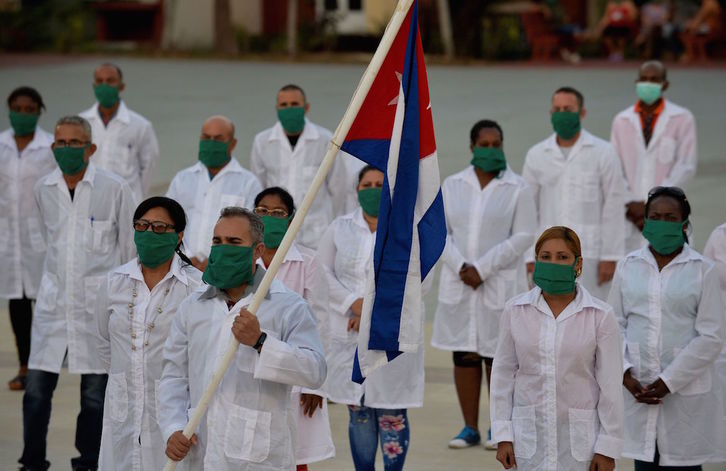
xmin=347 ymin=405 xmax=409 ymax=471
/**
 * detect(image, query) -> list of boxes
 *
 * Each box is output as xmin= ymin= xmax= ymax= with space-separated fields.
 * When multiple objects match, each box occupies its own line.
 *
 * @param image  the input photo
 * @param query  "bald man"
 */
xmin=166 ymin=115 xmax=261 ymax=270
xmin=79 ymin=63 xmax=159 ymax=201
xmin=610 ymin=61 xmax=698 ymax=252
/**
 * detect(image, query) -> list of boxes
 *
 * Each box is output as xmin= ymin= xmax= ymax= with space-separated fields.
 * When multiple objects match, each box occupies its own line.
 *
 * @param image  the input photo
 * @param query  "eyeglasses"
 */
xmin=133 ymin=219 xmax=176 ymax=233
xmin=648 ymin=186 xmax=687 ymax=200
xmin=55 ymin=140 xmax=90 ymax=148
xmin=253 ymin=207 xmax=289 ymax=218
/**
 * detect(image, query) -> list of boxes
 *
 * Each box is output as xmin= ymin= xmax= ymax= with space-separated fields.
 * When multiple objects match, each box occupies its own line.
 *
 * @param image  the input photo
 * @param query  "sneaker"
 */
xmin=448 ymin=426 xmax=481 ymax=449
xmin=484 ymin=428 xmax=497 ymax=450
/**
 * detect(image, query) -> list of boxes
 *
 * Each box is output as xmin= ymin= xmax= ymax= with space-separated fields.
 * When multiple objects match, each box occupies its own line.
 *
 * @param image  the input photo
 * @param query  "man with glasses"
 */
xmin=20 ymin=115 xmax=136 ymax=471
xmin=610 ymin=61 xmax=698 ymax=252
xmin=79 ymin=63 xmax=159 ymax=202
xmin=166 ymin=115 xmax=261 ymax=272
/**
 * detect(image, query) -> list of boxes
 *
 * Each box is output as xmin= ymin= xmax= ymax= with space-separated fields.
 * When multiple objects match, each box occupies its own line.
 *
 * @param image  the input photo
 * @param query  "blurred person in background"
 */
xmin=595 ymin=0 xmax=639 ymax=61
xmin=680 ymin=0 xmax=724 ymax=62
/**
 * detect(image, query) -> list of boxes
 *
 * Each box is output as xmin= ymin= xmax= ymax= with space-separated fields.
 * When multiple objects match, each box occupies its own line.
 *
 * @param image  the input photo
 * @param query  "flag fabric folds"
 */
xmin=341 ymin=0 xmax=446 ymax=383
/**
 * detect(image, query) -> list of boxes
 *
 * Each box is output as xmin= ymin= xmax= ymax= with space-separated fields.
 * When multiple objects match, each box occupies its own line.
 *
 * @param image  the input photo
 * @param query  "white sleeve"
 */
xmin=489 ymin=306 xmax=518 ymax=444
xmin=245 ymin=173 xmax=263 ymax=210
xmin=326 ymin=149 xmax=350 ymax=217
xmin=593 ymin=309 xmax=625 ymax=459
xmin=607 ymin=262 xmax=632 ymax=373
xmin=165 ymin=174 xmax=180 ymax=201
xmin=609 ymin=116 xmax=639 ymax=203
xmin=440 ymin=182 xmax=467 ymax=273
xmin=522 ymin=154 xmax=540 ymax=264
xmin=138 ymin=123 xmax=159 ymax=196
xmin=94 ymin=275 xmax=112 ymax=373
xmin=301 ymin=256 xmax=331 ymax=396
xmin=250 ymin=136 xmax=267 ymax=188
xmin=315 ymin=224 xmax=358 ymax=317
xmin=599 ymin=146 xmax=626 ymax=261
xmin=662 ymin=112 xmax=697 ymax=189
xmin=116 ymin=182 xmax=138 ymax=264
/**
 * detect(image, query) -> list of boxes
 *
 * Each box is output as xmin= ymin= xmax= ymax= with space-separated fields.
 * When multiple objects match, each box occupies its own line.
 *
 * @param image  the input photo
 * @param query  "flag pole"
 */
xmin=162 ymin=1 xmax=414 ymax=469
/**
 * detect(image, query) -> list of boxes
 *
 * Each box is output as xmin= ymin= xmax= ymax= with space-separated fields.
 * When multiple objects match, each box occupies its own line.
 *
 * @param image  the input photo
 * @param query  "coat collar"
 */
xmin=541 ymin=129 xmax=596 ymax=156
xmin=623 ymin=99 xmax=687 ymax=148
xmin=267 ymin=118 xmax=319 ymax=143
xmin=43 ymin=161 xmax=97 ymax=188
xmin=459 ymin=165 xmax=518 ymax=189
xmin=514 ymin=283 xmax=599 ymax=322
xmin=629 ymin=243 xmax=701 ymax=269
xmin=114 ymin=254 xmax=191 ymax=287
xmin=256 ymin=241 xmax=304 ymax=268
xmin=0 ymin=127 xmax=53 ymax=151
xmin=81 ymin=100 xmax=131 ymax=125
xmin=190 ymin=157 xmax=244 ymax=177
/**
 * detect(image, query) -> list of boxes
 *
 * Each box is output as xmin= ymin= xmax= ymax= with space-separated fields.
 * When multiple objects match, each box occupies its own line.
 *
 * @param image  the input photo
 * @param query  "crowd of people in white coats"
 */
xmin=1 ymin=58 xmax=724 ymax=471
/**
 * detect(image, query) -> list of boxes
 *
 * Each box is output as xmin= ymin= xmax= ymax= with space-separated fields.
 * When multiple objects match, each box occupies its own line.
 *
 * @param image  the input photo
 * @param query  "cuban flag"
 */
xmin=342 ymin=0 xmax=446 ymax=382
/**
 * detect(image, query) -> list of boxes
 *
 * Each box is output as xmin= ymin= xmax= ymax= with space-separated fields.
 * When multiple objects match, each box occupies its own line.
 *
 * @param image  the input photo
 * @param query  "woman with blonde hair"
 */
xmin=490 ymin=226 xmax=624 ymax=470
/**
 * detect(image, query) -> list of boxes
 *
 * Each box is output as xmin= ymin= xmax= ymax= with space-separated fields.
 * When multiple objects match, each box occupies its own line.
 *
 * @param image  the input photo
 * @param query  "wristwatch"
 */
xmin=253 ymin=332 xmax=267 ymax=352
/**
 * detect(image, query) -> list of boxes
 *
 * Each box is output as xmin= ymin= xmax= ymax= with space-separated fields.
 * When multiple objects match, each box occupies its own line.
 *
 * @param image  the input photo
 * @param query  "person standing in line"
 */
xmin=20 ymin=116 xmax=136 ymax=471
xmin=609 ymin=186 xmax=726 ymax=469
xmin=166 ymin=115 xmax=261 ymax=272
xmin=250 ymin=84 xmax=348 ymax=250
xmin=0 ymin=86 xmax=56 ymax=391
xmin=79 ymin=63 xmax=159 ymax=201
xmin=431 ymin=120 xmax=536 ymax=450
xmin=254 ymin=186 xmax=335 ymax=470
xmin=523 ymin=86 xmax=626 ymax=300
xmin=491 ymin=226 xmax=624 ymax=471
xmin=96 ymin=197 xmax=202 ymax=471
xmin=611 ymin=61 xmax=698 ymax=253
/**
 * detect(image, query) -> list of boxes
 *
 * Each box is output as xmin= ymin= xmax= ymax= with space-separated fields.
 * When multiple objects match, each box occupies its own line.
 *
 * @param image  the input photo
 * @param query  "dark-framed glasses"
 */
xmin=254 ymin=207 xmax=289 ymax=218
xmin=133 ymin=219 xmax=176 ymax=233
xmin=54 ymin=139 xmax=90 ymax=148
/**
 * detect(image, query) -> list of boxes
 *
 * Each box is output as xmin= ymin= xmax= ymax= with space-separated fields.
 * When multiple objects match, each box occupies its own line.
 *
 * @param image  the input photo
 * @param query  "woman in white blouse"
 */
xmin=96 ymin=197 xmax=202 ymax=471
xmin=609 ymin=186 xmax=726 ymax=470
xmin=491 ymin=226 xmax=624 ymax=471
xmin=254 ymin=186 xmax=335 ymax=470
xmin=316 ymin=165 xmax=425 ymax=471
xmin=432 ymin=119 xmax=536 ymax=449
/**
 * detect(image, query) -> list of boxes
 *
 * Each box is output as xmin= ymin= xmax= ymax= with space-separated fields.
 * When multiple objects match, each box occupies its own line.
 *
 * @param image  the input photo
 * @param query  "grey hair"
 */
xmin=55 ymin=116 xmax=92 ymax=141
xmin=219 ymin=207 xmax=264 ymax=245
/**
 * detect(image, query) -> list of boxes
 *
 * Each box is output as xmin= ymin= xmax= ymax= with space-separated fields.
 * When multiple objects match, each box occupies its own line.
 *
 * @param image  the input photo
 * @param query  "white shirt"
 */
xmin=705 ymin=223 xmax=726 ymax=293
xmin=31 ymin=163 xmax=137 ymax=374
xmin=250 ymin=119 xmax=349 ymax=250
xmin=316 ymin=209 xmax=425 ymax=408
xmin=166 ymin=158 xmax=261 ymax=260
xmin=96 ymin=256 xmax=202 ymax=471
xmin=432 ymin=167 xmax=536 ymax=357
xmin=258 ymin=242 xmax=335 ymax=465
xmin=610 ymin=100 xmax=697 ymax=251
xmin=0 ymin=127 xmax=56 ymax=299
xmin=522 ymin=130 xmax=626 ymax=263
xmin=608 ymin=245 xmax=726 ymax=465
xmin=158 ymin=270 xmax=326 ymax=471
xmin=80 ymin=101 xmax=159 ymax=201
xmin=490 ymin=285 xmax=624 ymax=470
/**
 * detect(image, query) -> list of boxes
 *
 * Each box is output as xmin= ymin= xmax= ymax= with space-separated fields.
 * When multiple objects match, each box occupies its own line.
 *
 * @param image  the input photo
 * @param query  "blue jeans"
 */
xmin=348 ymin=405 xmax=409 ymax=471
xmin=19 ymin=369 xmax=108 ymax=471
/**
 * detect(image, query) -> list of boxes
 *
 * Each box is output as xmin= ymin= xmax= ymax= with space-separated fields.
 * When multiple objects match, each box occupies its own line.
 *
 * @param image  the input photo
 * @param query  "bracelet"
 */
xmin=253 ymin=332 xmax=267 ymax=352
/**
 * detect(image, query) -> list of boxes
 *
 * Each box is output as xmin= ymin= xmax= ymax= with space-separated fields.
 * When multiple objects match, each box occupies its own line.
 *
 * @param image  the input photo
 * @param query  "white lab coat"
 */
xmin=258 ymin=242 xmax=335 ymax=464
xmin=610 ymin=100 xmax=698 ymax=252
xmin=158 ymin=269 xmax=327 ymax=471
xmin=0 ymin=127 xmax=56 ymax=299
xmin=490 ymin=285 xmax=624 ymax=470
xmin=166 ymin=158 xmax=261 ymax=260
xmin=315 ymin=209 xmax=425 ymax=408
xmin=96 ymin=255 xmax=202 ymax=471
xmin=432 ymin=167 xmax=536 ymax=357
xmin=30 ymin=163 xmax=136 ymax=374
xmin=250 ymin=119 xmax=349 ymax=250
xmin=80 ymin=101 xmax=159 ymax=201
xmin=608 ymin=245 xmax=726 ymax=465
xmin=522 ymin=130 xmax=626 ymax=300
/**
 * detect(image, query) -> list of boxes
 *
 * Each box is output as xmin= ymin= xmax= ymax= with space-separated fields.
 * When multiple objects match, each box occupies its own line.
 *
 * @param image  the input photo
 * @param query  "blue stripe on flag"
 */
xmin=340 ymin=139 xmax=390 ymax=171
xmin=418 ymin=189 xmax=446 ymax=279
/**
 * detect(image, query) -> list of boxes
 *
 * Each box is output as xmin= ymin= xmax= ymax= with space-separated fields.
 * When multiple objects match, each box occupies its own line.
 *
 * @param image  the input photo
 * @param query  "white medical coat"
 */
xmin=31 ymin=163 xmax=136 ymax=374
xmin=490 ymin=285 xmax=624 ymax=470
xmin=158 ymin=270 xmax=326 ymax=470
xmin=96 ymin=255 xmax=202 ymax=471
xmin=80 ymin=101 xmax=159 ymax=201
xmin=432 ymin=167 xmax=536 ymax=357
xmin=0 ymin=127 xmax=56 ymax=299
xmin=166 ymin=158 xmax=261 ymax=260
xmin=316 ymin=209 xmax=425 ymax=408
xmin=610 ymin=100 xmax=697 ymax=252
xmin=250 ymin=119 xmax=348 ymax=250
xmin=608 ymin=245 xmax=726 ymax=465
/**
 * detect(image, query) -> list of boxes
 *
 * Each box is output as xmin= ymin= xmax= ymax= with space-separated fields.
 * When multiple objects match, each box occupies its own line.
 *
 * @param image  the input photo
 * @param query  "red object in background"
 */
xmin=91 ymin=1 xmax=164 ymax=47
xmin=263 ymin=0 xmax=316 ymax=35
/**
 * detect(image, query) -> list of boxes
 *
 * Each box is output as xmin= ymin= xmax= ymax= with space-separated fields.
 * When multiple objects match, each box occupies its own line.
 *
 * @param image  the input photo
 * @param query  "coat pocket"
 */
xmin=220 ymin=193 xmax=248 ymax=210
xmin=512 ymin=405 xmax=536 ymax=459
xmin=673 ymin=347 xmax=713 ymax=396
xmin=656 ymin=137 xmax=676 ymax=165
xmin=223 ymin=404 xmax=272 ymax=463
xmin=569 ymin=408 xmax=597 ymax=462
xmin=35 ymin=272 xmax=59 ymax=313
xmin=108 ymin=372 xmax=128 ymax=423
xmin=85 ymin=220 xmax=114 ymax=254
xmin=437 ymin=265 xmax=464 ymax=305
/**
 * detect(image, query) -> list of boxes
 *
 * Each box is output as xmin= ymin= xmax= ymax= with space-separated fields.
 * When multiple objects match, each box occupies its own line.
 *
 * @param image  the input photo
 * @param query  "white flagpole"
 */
xmin=162 ymin=1 xmax=414 ymax=468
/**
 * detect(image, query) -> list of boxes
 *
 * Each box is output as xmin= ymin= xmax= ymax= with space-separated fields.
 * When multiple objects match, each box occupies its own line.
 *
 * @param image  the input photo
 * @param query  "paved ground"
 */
xmin=0 ymin=55 xmax=725 ymax=469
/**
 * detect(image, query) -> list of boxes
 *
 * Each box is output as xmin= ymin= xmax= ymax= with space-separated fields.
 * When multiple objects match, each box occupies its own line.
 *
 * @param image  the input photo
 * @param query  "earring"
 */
xmin=575 ymin=269 xmax=582 ymax=277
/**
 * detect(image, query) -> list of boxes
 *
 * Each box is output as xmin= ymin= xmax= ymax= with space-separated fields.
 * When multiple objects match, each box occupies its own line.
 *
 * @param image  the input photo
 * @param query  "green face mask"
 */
xmin=198 ymin=139 xmax=230 ymax=169
xmin=551 ymin=111 xmax=581 ymax=140
xmin=636 ymin=82 xmax=663 ymax=106
xmin=262 ymin=215 xmax=290 ymax=249
xmin=134 ymin=230 xmax=178 ymax=268
xmin=202 ymin=244 xmax=255 ymax=289
xmin=9 ymin=111 xmax=39 ymax=137
xmin=53 ymin=146 xmax=88 ymax=175
xmin=642 ymin=218 xmax=686 ymax=255
xmin=471 ymin=146 xmax=506 ymax=173
xmin=533 ymin=260 xmax=577 ymax=295
xmin=358 ymin=187 xmax=382 ymax=217
xmin=277 ymin=107 xmax=306 ymax=134
xmin=94 ymin=83 xmax=120 ymax=108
